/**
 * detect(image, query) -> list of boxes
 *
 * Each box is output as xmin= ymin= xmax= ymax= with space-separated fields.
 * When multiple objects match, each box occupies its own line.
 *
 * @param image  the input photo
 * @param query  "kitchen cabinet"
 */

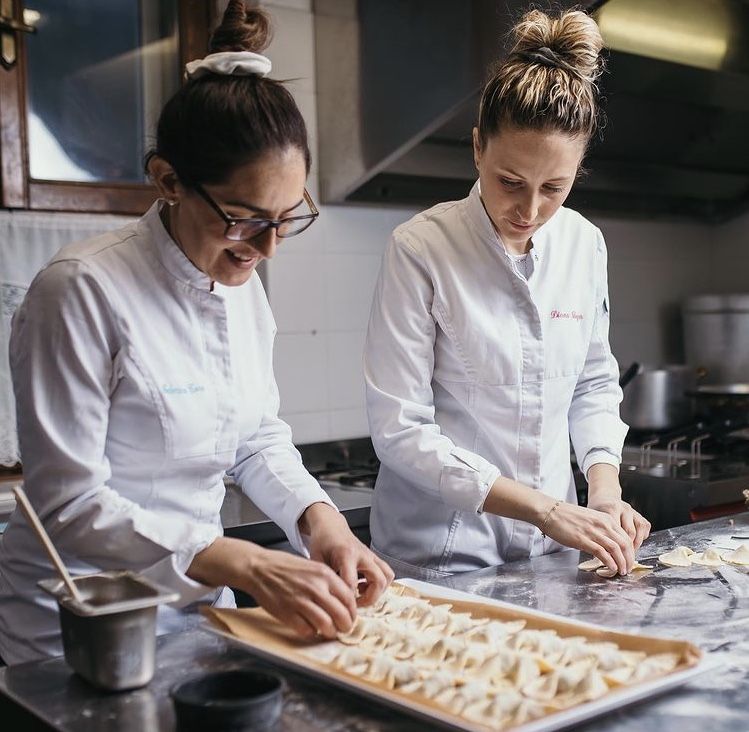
xmin=0 ymin=0 xmax=213 ymax=215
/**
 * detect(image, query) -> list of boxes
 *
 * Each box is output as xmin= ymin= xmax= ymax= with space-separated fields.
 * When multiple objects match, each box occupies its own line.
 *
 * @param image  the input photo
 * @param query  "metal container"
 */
xmin=683 ymin=294 xmax=749 ymax=385
xmin=620 ymin=365 xmax=697 ymax=431
xmin=39 ymin=571 xmax=178 ymax=691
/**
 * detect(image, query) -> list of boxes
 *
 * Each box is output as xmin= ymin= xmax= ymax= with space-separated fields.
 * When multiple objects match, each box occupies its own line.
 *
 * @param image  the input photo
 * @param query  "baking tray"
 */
xmin=202 ymin=579 xmax=716 ymax=732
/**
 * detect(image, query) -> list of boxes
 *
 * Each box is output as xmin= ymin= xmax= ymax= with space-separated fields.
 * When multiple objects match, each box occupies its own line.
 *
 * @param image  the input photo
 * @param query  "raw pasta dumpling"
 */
xmin=465 ymin=619 xmax=526 ymax=644
xmin=723 ymin=543 xmax=749 ymax=566
xmin=691 ymin=548 xmax=723 ymax=567
xmin=401 ymin=670 xmax=456 ymax=699
xmin=658 ymin=546 xmax=695 ymax=567
xmin=320 ymin=585 xmax=688 ymax=730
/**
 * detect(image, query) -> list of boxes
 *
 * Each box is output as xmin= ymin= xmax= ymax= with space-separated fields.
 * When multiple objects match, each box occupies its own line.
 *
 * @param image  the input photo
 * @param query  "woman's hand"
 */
xmin=483 ymin=472 xmax=641 ymax=574
xmin=541 ymin=501 xmax=637 ymax=574
xmin=187 ymin=536 xmax=359 ymax=640
xmin=299 ymin=502 xmax=394 ymax=606
xmin=586 ymin=497 xmax=651 ymax=551
xmin=586 ymin=463 xmax=651 ymax=551
xmin=241 ymin=545 xmax=360 ymax=640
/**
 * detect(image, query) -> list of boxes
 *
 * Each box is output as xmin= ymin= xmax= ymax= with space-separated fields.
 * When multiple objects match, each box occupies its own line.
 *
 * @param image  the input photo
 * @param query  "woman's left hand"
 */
xmin=586 ymin=464 xmax=651 ymax=550
xmin=299 ymin=502 xmax=394 ymax=606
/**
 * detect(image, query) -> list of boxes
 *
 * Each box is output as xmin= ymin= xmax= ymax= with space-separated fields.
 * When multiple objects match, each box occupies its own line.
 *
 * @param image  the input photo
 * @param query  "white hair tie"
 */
xmin=184 ymin=51 xmax=272 ymax=80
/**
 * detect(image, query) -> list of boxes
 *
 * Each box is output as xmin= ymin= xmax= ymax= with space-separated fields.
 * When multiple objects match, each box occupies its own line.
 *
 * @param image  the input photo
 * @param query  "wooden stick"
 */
xmin=12 ymin=486 xmax=85 ymax=604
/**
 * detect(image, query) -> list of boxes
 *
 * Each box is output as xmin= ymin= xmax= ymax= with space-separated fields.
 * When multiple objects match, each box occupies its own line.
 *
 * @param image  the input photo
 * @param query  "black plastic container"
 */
xmin=170 ymin=669 xmax=283 ymax=731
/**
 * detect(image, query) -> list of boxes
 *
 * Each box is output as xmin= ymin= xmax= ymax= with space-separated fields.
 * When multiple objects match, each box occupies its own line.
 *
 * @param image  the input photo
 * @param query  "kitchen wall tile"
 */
xmin=266 ymin=253 xmax=326 ymax=333
xmin=609 ymin=319 xmax=664 ymax=367
xmin=711 ymin=211 xmax=749 ymax=291
xmin=708 ymin=257 xmax=749 ymax=295
xmin=274 ymin=206 xmax=325 ymax=257
xmin=594 ymin=216 xmax=710 ymax=262
xmin=274 ymin=332 xmax=328 ymax=412
xmin=609 ymin=255 xmax=707 ymax=325
xmin=593 ymin=218 xmax=710 ymax=261
xmin=324 ymin=253 xmax=382 ymax=331
xmin=322 ymin=205 xmax=417 ymax=255
xmin=657 ymin=256 xmax=711 ymax=302
xmin=290 ymin=90 xmax=320 ymax=202
xmin=279 ymin=411 xmax=330 ymax=444
xmin=264 ymin=0 xmax=312 ymax=12
xmin=262 ymin=5 xmax=315 ymax=95
xmin=714 ymin=210 xmax=749 ymax=258
xmin=326 ymin=331 xmax=367 ymax=409
xmin=329 ymin=407 xmax=370 ymax=441
xmin=608 ymin=259 xmax=663 ymax=322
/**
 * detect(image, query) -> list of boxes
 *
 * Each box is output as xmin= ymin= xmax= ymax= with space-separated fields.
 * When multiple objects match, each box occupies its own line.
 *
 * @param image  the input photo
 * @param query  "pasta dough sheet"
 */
xmin=202 ymin=583 xmax=702 ymax=732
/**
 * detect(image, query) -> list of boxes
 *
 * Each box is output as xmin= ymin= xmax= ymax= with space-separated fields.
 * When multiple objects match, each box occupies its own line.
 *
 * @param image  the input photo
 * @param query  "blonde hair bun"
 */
xmin=477 ymin=8 xmax=605 ymax=146
xmin=511 ymin=9 xmax=604 ymax=85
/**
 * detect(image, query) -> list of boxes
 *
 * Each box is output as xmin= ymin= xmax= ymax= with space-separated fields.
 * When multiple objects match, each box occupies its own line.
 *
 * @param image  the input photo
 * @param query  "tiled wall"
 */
xmin=590 ymin=216 xmax=713 ymax=368
xmin=267 ymin=180 xmax=416 ymax=444
xmin=710 ymin=211 xmax=749 ymax=295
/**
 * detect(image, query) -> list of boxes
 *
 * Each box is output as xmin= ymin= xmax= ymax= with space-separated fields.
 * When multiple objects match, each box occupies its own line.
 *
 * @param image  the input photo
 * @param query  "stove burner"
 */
xmin=310 ymin=462 xmax=380 ymax=489
xmin=337 ymin=470 xmax=378 ymax=488
xmin=623 ymin=414 xmax=749 ymax=482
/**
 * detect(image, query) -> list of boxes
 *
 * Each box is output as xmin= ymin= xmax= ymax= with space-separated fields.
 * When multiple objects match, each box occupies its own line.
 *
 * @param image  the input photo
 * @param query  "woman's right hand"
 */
xmin=483 ymin=476 xmax=636 ymax=574
xmin=187 ymin=537 xmax=357 ymax=640
xmin=541 ymin=500 xmax=636 ymax=574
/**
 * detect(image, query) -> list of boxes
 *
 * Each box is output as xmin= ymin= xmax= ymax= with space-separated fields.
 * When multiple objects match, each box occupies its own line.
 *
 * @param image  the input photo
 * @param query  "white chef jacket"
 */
xmin=0 ymin=203 xmax=334 ymax=664
xmin=365 ymin=182 xmax=627 ymax=580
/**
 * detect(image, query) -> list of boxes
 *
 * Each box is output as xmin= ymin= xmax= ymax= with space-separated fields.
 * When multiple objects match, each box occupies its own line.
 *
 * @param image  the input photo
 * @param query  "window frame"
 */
xmin=0 ymin=0 xmax=213 ymax=214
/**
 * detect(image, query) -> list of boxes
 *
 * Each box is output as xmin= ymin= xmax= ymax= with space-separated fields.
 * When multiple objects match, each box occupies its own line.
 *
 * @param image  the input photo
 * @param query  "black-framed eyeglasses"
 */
xmin=194 ymin=184 xmax=319 ymax=242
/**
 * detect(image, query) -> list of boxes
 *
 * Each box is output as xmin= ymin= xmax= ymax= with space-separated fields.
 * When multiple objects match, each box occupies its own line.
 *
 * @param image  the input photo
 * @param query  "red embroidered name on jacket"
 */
xmin=550 ymin=310 xmax=583 ymax=321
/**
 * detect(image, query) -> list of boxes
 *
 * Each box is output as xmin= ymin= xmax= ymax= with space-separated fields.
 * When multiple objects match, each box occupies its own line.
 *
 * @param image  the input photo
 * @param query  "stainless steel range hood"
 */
xmin=314 ymin=0 xmax=749 ymax=222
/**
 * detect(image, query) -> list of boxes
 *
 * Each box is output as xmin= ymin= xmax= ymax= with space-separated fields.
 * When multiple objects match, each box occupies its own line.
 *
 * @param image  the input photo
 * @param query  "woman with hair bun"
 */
xmin=365 ymin=9 xmax=650 ymax=580
xmin=0 ymin=0 xmax=392 ymax=665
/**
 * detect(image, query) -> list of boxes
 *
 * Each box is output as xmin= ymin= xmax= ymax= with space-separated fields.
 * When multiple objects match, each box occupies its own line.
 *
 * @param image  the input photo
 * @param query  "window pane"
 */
xmin=25 ymin=1 xmax=179 ymax=183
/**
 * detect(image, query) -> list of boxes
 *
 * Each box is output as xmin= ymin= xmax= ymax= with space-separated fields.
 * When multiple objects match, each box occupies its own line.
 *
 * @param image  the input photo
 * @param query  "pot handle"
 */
xmin=619 ymin=362 xmax=641 ymax=390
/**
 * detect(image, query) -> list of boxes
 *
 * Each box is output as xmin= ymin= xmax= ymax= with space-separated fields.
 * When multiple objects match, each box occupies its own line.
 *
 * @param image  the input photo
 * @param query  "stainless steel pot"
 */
xmin=683 ymin=294 xmax=749 ymax=385
xmin=620 ymin=364 xmax=697 ymax=431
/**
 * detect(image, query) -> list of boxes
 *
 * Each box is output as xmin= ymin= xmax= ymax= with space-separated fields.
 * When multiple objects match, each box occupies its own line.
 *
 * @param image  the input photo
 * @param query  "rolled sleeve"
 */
xmin=442 ymin=446 xmax=502 ymax=513
xmin=140 ymin=546 xmax=216 ymax=609
xmin=580 ymin=449 xmax=621 ymax=480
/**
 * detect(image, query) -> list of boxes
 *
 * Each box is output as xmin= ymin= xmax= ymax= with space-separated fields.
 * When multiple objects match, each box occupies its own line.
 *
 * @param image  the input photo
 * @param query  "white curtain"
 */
xmin=0 ymin=209 xmax=135 ymax=466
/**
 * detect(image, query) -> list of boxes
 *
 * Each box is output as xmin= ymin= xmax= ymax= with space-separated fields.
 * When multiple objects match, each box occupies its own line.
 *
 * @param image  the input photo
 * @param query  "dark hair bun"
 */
xmin=210 ymin=0 xmax=272 ymax=54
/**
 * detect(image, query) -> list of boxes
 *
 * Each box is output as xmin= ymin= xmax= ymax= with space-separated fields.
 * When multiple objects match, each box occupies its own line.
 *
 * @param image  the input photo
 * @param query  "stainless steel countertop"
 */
xmin=440 ymin=515 xmax=749 ymax=731
xmin=2 ymin=515 xmax=749 ymax=730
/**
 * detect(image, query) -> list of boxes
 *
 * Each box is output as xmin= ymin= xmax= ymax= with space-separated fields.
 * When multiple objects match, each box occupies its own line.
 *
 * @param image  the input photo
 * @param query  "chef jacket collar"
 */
xmin=468 ymin=180 xmax=551 ymax=263
xmin=138 ymin=202 xmax=214 ymax=292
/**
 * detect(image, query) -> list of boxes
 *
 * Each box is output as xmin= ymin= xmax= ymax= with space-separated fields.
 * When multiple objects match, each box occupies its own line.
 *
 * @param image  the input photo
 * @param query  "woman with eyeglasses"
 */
xmin=0 ymin=0 xmax=392 ymax=665
xmin=364 ymin=9 xmax=650 ymax=581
